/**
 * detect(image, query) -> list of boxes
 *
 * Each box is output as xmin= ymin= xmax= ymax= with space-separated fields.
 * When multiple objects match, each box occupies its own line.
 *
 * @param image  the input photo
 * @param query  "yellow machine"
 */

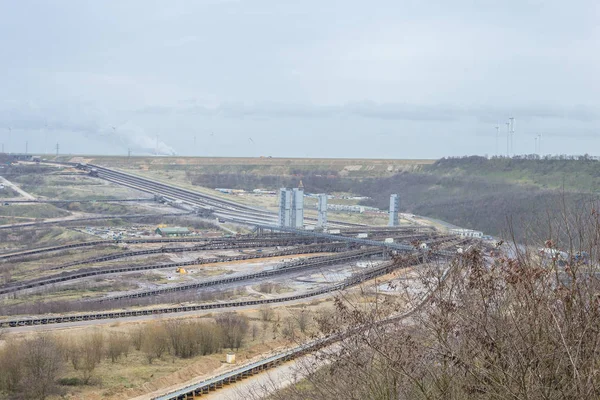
xmin=176 ymin=267 xmax=187 ymax=274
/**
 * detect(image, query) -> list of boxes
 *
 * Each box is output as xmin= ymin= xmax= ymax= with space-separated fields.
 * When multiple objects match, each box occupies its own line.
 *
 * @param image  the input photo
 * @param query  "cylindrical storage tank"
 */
xmin=226 ymin=353 xmax=236 ymax=364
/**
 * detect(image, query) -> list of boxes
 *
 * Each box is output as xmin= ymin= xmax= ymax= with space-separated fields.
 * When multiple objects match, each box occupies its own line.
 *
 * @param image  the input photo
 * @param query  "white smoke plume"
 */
xmin=98 ymin=122 xmax=178 ymax=156
xmin=0 ymin=101 xmax=178 ymax=155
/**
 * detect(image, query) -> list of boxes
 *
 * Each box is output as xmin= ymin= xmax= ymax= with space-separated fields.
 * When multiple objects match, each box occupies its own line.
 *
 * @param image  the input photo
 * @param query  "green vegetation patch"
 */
xmin=54 ymin=201 xmax=148 ymax=215
xmin=0 ymin=187 xmax=18 ymax=198
xmin=0 ymin=227 xmax=95 ymax=252
xmin=0 ymin=203 xmax=70 ymax=219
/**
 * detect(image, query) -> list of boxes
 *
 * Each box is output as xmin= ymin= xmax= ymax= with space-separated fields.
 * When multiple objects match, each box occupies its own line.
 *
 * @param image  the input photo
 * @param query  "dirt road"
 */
xmin=0 ymin=176 xmax=35 ymax=199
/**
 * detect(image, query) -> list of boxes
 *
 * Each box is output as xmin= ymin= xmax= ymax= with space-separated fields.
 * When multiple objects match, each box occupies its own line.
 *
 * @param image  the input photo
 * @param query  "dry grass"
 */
xmin=2 ymin=303 xmax=338 ymax=400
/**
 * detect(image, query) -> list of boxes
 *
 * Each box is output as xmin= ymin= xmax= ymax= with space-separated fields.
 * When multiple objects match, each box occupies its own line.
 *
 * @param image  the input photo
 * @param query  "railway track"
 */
xmin=0 ymin=211 xmax=192 ymax=231
xmin=93 ymin=248 xmax=381 ymax=303
xmin=339 ymin=226 xmax=435 ymax=235
xmin=45 ymin=160 xmax=269 ymax=215
xmin=0 ymin=252 xmax=418 ymax=328
xmin=0 ymin=243 xmax=356 ymax=296
xmin=92 ymin=165 xmax=277 ymax=222
xmin=84 ymin=163 xmax=366 ymax=228
xmin=32 ymin=161 xmax=369 ymax=229
xmin=0 ymin=230 xmax=434 ymax=262
xmin=1 ymin=198 xmax=153 ymax=204
xmin=0 ymin=233 xmax=304 ymax=260
xmin=48 ymin=237 xmax=336 ymax=270
xmin=255 ymin=224 xmax=420 ymax=252
xmin=49 ymin=233 xmax=432 ymax=270
xmin=1 ymin=235 xmax=451 ymax=297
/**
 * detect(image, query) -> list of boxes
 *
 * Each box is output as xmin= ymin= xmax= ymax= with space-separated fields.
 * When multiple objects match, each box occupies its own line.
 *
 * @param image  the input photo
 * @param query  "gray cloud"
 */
xmin=0 ymin=0 xmax=598 ymax=157
xmin=136 ymin=102 xmax=600 ymax=123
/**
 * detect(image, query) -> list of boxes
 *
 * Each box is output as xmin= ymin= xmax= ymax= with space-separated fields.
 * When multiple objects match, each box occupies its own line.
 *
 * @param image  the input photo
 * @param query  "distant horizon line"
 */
xmin=4 ymin=152 xmax=600 ymax=162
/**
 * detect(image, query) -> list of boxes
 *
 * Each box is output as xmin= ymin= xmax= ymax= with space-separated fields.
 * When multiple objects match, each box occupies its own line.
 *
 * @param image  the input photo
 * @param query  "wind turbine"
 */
xmin=509 ymin=117 xmax=515 ymax=155
xmin=44 ymin=122 xmax=49 ymax=155
xmin=495 ymin=125 xmax=500 ymax=157
xmin=505 ymin=122 xmax=510 ymax=157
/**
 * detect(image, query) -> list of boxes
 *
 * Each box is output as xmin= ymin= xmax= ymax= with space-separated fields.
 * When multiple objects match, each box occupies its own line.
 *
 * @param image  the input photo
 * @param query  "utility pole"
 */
xmin=155 ymin=135 xmax=158 ymax=156
xmin=55 ymin=143 xmax=59 ymax=156
xmin=25 ymin=141 xmax=28 ymax=154
xmin=128 ymin=148 xmax=131 ymax=162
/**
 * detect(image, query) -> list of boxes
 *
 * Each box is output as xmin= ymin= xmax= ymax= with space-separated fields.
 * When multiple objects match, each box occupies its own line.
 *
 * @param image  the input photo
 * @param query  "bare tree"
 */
xmin=14 ymin=335 xmax=63 ymax=399
xmin=1 ymin=269 xmax=11 ymax=285
xmin=259 ymin=306 xmax=274 ymax=322
xmin=281 ymin=317 xmax=297 ymax=341
xmin=272 ymin=314 xmax=281 ymax=340
xmin=130 ymin=325 xmax=144 ymax=351
xmin=162 ymin=320 xmax=222 ymax=359
xmin=69 ymin=331 xmax=104 ymax=384
xmin=262 ymin=204 xmax=600 ymax=400
xmin=261 ymin=320 xmax=269 ymax=343
xmin=141 ymin=323 xmax=169 ymax=364
xmin=106 ymin=332 xmax=130 ymax=363
xmin=296 ymin=308 xmax=309 ymax=334
xmin=215 ymin=312 xmax=249 ymax=350
xmin=0 ymin=337 xmax=23 ymax=393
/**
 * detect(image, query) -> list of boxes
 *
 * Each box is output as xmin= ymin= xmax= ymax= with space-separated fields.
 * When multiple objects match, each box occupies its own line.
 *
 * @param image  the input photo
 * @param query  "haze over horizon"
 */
xmin=1 ymin=0 xmax=598 ymax=158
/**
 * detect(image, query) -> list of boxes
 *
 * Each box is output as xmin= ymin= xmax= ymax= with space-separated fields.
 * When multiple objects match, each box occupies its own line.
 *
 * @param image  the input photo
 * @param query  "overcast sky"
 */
xmin=0 ymin=0 xmax=598 ymax=158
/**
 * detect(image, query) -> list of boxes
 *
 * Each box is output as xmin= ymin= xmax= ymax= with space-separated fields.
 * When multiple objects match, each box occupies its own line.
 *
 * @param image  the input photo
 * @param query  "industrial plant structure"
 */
xmin=317 ymin=193 xmax=328 ymax=229
xmin=279 ymin=182 xmax=304 ymax=228
xmin=388 ymin=194 xmax=400 ymax=227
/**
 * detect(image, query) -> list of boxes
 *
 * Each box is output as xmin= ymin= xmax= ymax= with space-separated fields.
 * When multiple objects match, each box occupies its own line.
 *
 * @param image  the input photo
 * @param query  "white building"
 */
xmin=278 ymin=188 xmax=292 ymax=227
xmin=278 ymin=184 xmax=304 ymax=229
xmin=450 ymin=228 xmax=484 ymax=238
